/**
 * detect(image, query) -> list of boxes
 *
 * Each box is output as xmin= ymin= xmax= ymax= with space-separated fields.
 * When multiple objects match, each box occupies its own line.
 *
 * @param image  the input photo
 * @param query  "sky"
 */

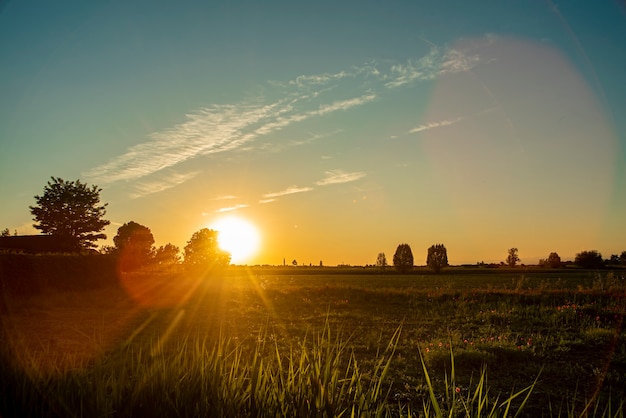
xmin=1 ymin=0 xmax=625 ymax=266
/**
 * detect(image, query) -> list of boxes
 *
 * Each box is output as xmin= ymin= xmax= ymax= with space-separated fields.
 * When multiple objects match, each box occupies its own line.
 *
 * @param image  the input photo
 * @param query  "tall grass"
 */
xmin=0 ymin=320 xmax=400 ymax=417
xmin=1 ymin=320 xmax=623 ymax=417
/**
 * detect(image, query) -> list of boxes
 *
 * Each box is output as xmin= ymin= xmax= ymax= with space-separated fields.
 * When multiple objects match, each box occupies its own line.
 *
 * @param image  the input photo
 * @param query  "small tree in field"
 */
xmin=539 ymin=253 xmax=561 ymax=269
xmin=427 ymin=244 xmax=448 ymax=273
xmin=546 ymin=252 xmax=561 ymax=268
xmin=393 ymin=243 xmax=413 ymax=274
xmin=506 ymin=248 xmax=520 ymax=267
xmin=621 ymin=251 xmax=626 ymax=266
xmin=376 ymin=252 xmax=387 ymax=272
xmin=29 ymin=177 xmax=110 ymax=250
xmin=184 ymin=228 xmax=230 ymax=268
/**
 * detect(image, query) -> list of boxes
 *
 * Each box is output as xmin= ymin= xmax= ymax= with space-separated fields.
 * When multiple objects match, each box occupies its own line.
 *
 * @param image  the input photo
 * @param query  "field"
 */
xmin=1 ymin=266 xmax=625 ymax=417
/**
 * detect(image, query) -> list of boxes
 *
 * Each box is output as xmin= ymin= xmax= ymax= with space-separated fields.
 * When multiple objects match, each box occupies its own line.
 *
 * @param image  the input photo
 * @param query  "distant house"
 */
xmin=0 ymin=235 xmax=79 ymax=254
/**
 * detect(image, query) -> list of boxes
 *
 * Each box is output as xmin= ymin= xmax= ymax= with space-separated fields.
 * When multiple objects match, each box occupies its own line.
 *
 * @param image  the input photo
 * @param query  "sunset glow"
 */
xmin=211 ymin=216 xmax=260 ymax=265
xmin=0 ymin=2 xmax=624 ymax=265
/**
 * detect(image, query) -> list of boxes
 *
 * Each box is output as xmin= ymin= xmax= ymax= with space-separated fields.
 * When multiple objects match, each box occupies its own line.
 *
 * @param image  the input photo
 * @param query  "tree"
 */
xmin=621 ymin=251 xmax=626 ymax=266
xmin=184 ymin=228 xmax=230 ymax=267
xmin=0 ymin=228 xmax=9 ymax=237
xmin=547 ymin=252 xmax=561 ymax=268
xmin=29 ymin=177 xmax=109 ymax=250
xmin=393 ymin=243 xmax=413 ymax=273
xmin=113 ymin=221 xmax=155 ymax=271
xmin=574 ymin=250 xmax=604 ymax=269
xmin=154 ymin=243 xmax=180 ymax=267
xmin=506 ymin=248 xmax=520 ymax=267
xmin=426 ymin=244 xmax=448 ymax=273
xmin=376 ymin=252 xmax=387 ymax=272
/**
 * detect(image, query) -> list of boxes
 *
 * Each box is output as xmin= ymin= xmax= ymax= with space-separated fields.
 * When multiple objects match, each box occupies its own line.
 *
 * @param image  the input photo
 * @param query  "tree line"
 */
xmin=7 ymin=177 xmax=230 ymax=271
xmin=376 ymin=243 xmax=449 ymax=274
xmin=376 ymin=244 xmax=626 ymax=274
xmin=5 ymin=177 xmax=626 ymax=271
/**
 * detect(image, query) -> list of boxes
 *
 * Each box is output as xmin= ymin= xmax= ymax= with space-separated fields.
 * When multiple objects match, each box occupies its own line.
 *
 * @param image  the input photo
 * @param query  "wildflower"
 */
xmin=455 ymin=387 xmax=461 ymax=393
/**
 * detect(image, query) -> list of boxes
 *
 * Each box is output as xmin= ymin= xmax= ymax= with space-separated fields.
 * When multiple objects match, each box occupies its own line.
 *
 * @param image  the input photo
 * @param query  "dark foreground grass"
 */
xmin=1 ymin=268 xmax=624 ymax=417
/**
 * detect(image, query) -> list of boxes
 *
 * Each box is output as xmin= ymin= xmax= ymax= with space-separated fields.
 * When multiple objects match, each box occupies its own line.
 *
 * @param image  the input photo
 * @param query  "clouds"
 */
xmin=262 ymin=185 xmax=314 ymax=199
xmin=409 ymin=117 xmax=465 ymax=133
xmin=84 ymin=35 xmax=492 ymax=198
xmin=315 ymin=170 xmax=366 ymax=186
xmin=129 ymin=170 xmax=201 ymax=199
xmin=211 ymin=169 xmax=368 ymax=213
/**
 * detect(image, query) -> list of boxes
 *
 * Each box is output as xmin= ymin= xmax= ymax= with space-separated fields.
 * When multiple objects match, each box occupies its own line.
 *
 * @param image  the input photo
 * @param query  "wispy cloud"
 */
xmin=85 ymin=35 xmax=493 ymax=194
xmin=317 ymin=94 xmax=376 ymax=114
xmin=216 ymin=204 xmax=249 ymax=213
xmin=212 ymin=195 xmax=237 ymax=200
xmin=129 ymin=171 xmax=200 ymax=199
xmin=262 ymin=185 xmax=314 ymax=199
xmin=385 ymin=38 xmax=488 ymax=88
xmin=409 ymin=117 xmax=465 ymax=133
xmin=85 ymin=94 xmax=375 ymax=185
xmin=316 ymin=170 xmax=366 ymax=186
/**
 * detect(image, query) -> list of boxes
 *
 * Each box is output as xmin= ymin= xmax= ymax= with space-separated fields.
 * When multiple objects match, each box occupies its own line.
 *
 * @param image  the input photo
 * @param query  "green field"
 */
xmin=1 ymin=267 xmax=625 ymax=417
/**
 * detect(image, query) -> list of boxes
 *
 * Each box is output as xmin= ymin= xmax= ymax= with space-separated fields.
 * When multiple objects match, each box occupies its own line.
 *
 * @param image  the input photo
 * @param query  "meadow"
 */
xmin=1 ymin=265 xmax=625 ymax=417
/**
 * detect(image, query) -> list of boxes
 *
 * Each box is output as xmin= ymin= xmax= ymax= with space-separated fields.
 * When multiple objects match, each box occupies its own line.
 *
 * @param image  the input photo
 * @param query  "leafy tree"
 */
xmin=426 ymin=244 xmax=448 ymax=273
xmin=0 ymin=228 xmax=9 ymax=237
xmin=292 ymin=259 xmax=298 ymax=266
xmin=393 ymin=243 xmax=413 ymax=274
xmin=574 ymin=250 xmax=604 ymax=269
xmin=609 ymin=254 xmax=620 ymax=264
xmin=506 ymin=248 xmax=520 ymax=267
xmin=113 ymin=221 xmax=155 ymax=271
xmin=376 ymin=252 xmax=387 ymax=272
xmin=184 ymin=228 xmax=230 ymax=267
xmin=154 ymin=243 xmax=181 ymax=267
xmin=29 ymin=177 xmax=110 ymax=250
xmin=621 ymin=251 xmax=626 ymax=266
xmin=547 ymin=252 xmax=561 ymax=268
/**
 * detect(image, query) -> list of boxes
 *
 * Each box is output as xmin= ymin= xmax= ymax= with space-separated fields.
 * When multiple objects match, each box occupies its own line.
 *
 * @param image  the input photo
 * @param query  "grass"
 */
xmin=1 ymin=267 xmax=625 ymax=417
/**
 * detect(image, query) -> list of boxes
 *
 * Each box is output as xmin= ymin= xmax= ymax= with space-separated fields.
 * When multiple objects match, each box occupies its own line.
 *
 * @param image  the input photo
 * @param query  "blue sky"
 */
xmin=1 ymin=0 xmax=625 ymax=265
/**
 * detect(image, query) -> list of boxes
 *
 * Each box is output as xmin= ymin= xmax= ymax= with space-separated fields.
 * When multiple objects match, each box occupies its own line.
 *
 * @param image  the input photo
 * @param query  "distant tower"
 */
xmin=283 ymin=258 xmax=285 ymax=266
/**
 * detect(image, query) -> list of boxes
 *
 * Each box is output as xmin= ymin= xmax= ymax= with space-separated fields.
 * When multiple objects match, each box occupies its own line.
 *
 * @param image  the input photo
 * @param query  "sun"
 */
xmin=210 ymin=216 xmax=260 ymax=265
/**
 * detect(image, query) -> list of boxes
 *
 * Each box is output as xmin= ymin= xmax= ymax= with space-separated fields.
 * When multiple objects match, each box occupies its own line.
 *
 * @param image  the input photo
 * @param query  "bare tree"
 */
xmin=376 ymin=252 xmax=387 ymax=272
xmin=506 ymin=248 xmax=520 ymax=267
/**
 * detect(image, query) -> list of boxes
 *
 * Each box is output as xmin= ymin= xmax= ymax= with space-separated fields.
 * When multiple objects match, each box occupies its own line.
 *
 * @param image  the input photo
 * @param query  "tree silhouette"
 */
xmin=426 ymin=244 xmax=448 ymax=273
xmin=376 ymin=252 xmax=387 ymax=272
xmin=113 ymin=221 xmax=155 ymax=271
xmin=506 ymin=248 xmax=519 ymax=267
xmin=184 ymin=228 xmax=230 ymax=268
xmin=574 ymin=250 xmax=604 ymax=269
xmin=154 ymin=243 xmax=181 ymax=267
xmin=393 ymin=243 xmax=413 ymax=273
xmin=547 ymin=252 xmax=561 ymax=268
xmin=29 ymin=177 xmax=110 ymax=250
